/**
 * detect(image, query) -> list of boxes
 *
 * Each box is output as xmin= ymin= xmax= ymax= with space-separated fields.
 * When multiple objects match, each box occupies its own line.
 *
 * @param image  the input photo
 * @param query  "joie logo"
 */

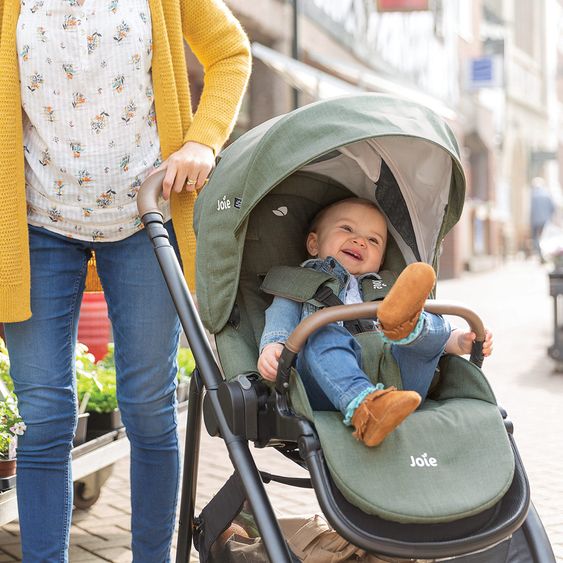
xmin=217 ymin=196 xmax=231 ymax=211
xmin=372 ymin=280 xmax=386 ymax=290
xmin=272 ymin=206 xmax=288 ymax=217
xmin=409 ymin=453 xmax=438 ymax=468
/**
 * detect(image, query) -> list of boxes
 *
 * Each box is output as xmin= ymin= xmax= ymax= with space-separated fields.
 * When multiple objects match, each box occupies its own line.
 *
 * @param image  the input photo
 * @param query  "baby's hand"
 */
xmin=446 ymin=328 xmax=493 ymax=357
xmin=257 ymin=343 xmax=284 ymax=381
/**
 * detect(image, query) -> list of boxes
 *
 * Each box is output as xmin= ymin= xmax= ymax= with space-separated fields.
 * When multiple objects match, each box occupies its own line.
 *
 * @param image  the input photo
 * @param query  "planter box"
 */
xmin=86 ymin=409 xmax=123 ymax=440
xmin=73 ymin=413 xmax=90 ymax=448
xmin=0 ymin=474 xmax=16 ymax=492
xmin=177 ymin=381 xmax=189 ymax=403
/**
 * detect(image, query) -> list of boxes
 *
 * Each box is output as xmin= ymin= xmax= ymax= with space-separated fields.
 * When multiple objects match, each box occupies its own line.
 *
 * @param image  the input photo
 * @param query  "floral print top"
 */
xmin=17 ymin=0 xmax=170 ymax=242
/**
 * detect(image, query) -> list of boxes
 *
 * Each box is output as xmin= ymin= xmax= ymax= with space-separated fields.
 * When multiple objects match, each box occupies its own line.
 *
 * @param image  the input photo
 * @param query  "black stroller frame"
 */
xmin=138 ymin=174 xmax=555 ymax=563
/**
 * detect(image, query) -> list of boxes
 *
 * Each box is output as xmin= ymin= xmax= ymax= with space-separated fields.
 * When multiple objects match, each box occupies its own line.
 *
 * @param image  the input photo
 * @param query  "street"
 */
xmin=0 ymin=257 xmax=562 ymax=562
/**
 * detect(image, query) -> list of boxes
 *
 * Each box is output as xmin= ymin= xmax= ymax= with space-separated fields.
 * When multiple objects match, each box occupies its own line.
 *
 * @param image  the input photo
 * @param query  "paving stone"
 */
xmin=0 ymin=544 xmax=21 ymax=560
xmin=91 ymin=546 xmax=132 ymax=562
xmin=0 ymin=530 xmax=17 ymax=543
xmin=68 ymin=545 xmax=110 ymax=562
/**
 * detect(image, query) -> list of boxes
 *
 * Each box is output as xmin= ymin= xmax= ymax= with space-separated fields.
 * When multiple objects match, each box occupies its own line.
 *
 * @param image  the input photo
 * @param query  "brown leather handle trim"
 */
xmin=137 ymin=169 xmax=166 ymax=218
xmin=285 ymin=300 xmax=485 ymax=355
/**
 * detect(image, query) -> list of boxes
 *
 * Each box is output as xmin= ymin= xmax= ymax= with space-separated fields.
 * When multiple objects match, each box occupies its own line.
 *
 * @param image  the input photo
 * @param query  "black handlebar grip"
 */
xmin=470 ymin=340 xmax=484 ymax=368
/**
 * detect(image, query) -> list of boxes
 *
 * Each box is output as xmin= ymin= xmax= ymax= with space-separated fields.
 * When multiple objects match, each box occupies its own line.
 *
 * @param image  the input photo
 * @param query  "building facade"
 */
xmin=185 ymin=0 xmax=560 ymax=276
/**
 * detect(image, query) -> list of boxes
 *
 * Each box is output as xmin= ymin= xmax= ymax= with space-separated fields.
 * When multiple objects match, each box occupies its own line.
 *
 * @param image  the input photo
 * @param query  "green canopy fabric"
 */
xmin=194 ymin=94 xmax=465 ymax=334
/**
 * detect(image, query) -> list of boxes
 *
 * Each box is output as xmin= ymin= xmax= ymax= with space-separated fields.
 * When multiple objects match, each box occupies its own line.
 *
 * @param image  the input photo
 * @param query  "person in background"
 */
xmin=530 ymin=177 xmax=555 ymax=263
xmin=0 ymin=1 xmax=251 ymax=561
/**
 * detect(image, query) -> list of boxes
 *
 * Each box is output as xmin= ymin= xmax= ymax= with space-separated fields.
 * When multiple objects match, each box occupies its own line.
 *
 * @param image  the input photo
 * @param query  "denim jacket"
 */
xmin=259 ymin=256 xmax=385 ymax=352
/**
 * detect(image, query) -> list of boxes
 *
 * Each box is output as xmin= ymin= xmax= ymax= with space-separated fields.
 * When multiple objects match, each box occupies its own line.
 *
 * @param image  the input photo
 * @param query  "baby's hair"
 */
xmin=308 ymin=197 xmax=384 ymax=234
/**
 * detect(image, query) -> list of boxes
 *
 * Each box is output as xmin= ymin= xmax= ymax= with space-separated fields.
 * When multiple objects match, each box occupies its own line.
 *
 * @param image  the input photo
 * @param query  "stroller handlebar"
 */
xmin=137 ymin=169 xmax=167 ymax=219
xmin=284 ymin=300 xmax=486 ymax=368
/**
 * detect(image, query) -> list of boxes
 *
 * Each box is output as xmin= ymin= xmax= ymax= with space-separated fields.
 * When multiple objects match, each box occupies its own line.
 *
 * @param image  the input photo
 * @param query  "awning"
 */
xmin=251 ymin=43 xmax=362 ymax=100
xmin=251 ymin=42 xmax=456 ymax=122
xmin=306 ymin=50 xmax=457 ymax=122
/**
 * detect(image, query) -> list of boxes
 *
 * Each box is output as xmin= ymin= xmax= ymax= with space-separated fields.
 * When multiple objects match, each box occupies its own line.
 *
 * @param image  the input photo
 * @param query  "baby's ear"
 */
xmin=306 ymin=232 xmax=318 ymax=256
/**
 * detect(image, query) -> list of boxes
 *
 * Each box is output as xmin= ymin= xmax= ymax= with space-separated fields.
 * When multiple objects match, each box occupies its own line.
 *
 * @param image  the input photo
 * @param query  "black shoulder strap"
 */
xmin=313 ymin=285 xmax=375 ymax=336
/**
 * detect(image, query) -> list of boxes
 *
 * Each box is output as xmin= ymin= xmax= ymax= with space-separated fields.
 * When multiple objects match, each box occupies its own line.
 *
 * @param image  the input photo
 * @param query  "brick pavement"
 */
xmin=1 ymin=258 xmax=562 ymax=562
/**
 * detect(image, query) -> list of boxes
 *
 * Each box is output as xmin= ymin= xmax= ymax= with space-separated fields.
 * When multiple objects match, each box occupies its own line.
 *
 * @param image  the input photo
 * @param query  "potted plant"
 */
xmin=176 ymin=347 xmax=195 ymax=403
xmin=0 ymin=337 xmax=13 ymax=393
xmin=0 ymin=338 xmax=22 ymax=480
xmin=0 ymin=391 xmax=25 ymax=479
xmin=76 ymin=343 xmax=122 ymax=440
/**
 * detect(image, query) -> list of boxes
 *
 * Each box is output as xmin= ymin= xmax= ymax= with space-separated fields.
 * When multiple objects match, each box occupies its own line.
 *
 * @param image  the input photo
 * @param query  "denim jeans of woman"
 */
xmin=4 ymin=223 xmax=181 ymax=563
xmin=296 ymin=312 xmax=451 ymax=414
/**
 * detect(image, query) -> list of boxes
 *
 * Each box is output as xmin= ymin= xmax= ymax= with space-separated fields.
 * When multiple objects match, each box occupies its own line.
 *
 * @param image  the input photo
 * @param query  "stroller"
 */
xmin=138 ymin=94 xmax=555 ymax=562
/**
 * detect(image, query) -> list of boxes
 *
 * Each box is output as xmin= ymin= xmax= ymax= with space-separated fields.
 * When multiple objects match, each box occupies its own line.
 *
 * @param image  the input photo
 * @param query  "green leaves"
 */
xmin=177 ymin=347 xmax=195 ymax=383
xmin=75 ymin=342 xmax=195 ymax=413
xmin=76 ymin=343 xmax=118 ymax=414
xmin=0 ymin=388 xmax=24 ymax=460
xmin=0 ymin=338 xmax=195 ymax=425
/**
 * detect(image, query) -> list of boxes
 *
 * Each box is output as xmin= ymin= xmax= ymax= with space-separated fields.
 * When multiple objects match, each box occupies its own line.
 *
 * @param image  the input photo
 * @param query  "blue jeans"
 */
xmin=296 ymin=312 xmax=450 ymax=414
xmin=4 ymin=223 xmax=181 ymax=563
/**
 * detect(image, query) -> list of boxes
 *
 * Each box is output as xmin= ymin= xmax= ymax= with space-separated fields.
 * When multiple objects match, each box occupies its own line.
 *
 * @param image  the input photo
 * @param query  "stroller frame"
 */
xmin=137 ymin=179 xmax=555 ymax=562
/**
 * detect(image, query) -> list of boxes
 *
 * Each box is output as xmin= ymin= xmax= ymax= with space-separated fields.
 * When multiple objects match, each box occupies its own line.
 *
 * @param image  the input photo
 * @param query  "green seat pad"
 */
xmin=289 ymin=354 xmax=515 ymax=524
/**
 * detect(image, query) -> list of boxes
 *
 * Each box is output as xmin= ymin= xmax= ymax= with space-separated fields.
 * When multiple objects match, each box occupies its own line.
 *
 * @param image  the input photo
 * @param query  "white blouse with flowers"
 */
xmin=17 ymin=0 xmax=170 ymax=242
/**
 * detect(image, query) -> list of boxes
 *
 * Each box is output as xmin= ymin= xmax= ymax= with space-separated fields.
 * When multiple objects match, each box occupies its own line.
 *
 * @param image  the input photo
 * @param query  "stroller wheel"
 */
xmin=73 ymin=466 xmax=113 ymax=509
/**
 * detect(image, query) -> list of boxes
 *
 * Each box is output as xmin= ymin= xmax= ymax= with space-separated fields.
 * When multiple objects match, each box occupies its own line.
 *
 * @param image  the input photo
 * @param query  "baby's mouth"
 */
xmin=342 ymin=249 xmax=362 ymax=261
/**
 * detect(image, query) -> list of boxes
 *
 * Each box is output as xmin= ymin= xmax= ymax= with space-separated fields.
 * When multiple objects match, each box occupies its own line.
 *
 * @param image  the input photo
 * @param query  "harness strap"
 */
xmin=313 ymin=285 xmax=376 ymax=336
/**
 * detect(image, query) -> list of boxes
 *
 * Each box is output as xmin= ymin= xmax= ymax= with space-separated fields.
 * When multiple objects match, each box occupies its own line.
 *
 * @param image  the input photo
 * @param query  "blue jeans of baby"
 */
xmin=4 ymin=223 xmax=181 ymax=563
xmin=296 ymin=312 xmax=450 ymax=414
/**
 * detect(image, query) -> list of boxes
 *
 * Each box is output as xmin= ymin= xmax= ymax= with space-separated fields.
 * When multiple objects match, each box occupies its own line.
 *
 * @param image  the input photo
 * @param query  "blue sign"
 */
xmin=467 ymin=56 xmax=503 ymax=89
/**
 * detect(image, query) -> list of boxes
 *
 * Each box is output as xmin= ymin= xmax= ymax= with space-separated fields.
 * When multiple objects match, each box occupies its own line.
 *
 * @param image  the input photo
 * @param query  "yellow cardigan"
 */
xmin=0 ymin=0 xmax=251 ymax=322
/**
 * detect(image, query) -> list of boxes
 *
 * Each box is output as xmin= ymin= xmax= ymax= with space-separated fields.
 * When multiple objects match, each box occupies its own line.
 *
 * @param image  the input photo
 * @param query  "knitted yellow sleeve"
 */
xmin=180 ymin=0 xmax=251 ymax=155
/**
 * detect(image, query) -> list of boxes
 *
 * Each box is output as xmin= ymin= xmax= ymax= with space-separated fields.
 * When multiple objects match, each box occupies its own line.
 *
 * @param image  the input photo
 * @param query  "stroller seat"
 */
xmin=289 ymin=354 xmax=515 ymax=525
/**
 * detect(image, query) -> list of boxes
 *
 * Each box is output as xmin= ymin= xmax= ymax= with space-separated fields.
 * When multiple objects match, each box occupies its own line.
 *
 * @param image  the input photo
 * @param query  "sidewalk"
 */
xmin=1 ymin=258 xmax=562 ymax=562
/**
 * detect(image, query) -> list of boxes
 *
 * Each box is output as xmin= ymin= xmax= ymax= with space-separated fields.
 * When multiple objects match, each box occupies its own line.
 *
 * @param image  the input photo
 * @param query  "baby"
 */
xmin=258 ymin=198 xmax=492 ymax=447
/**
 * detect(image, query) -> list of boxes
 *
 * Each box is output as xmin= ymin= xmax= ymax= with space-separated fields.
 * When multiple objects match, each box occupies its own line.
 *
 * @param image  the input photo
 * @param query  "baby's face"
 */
xmin=307 ymin=202 xmax=387 ymax=275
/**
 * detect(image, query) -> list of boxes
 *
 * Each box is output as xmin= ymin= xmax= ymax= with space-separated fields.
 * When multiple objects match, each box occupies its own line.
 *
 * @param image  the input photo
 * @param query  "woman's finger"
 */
xmin=172 ymin=164 xmax=188 ymax=195
xmin=177 ymin=158 xmax=197 ymax=192
xmin=162 ymin=164 xmax=178 ymax=200
xmin=195 ymin=162 xmax=213 ymax=191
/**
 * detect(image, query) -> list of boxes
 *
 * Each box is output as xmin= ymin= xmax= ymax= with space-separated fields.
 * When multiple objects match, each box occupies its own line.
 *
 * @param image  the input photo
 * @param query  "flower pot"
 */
xmin=86 ymin=409 xmax=123 ymax=440
xmin=0 ymin=458 xmax=16 ymax=478
xmin=73 ymin=412 xmax=90 ymax=448
xmin=176 ymin=381 xmax=189 ymax=403
xmin=78 ymin=292 xmax=111 ymax=361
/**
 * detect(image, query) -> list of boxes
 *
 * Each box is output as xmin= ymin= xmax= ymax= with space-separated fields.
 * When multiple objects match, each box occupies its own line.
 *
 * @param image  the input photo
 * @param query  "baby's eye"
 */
xmin=340 ymin=225 xmax=352 ymax=232
xmin=369 ymin=238 xmax=380 ymax=245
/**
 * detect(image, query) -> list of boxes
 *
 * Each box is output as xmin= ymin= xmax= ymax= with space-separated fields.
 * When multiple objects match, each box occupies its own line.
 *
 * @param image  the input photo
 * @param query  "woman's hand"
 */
xmin=257 ymin=343 xmax=284 ymax=381
xmin=150 ymin=141 xmax=215 ymax=200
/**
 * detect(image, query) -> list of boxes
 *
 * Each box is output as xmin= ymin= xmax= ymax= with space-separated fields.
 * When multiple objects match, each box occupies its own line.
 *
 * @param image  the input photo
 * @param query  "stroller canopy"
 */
xmin=194 ymin=94 xmax=466 ymax=334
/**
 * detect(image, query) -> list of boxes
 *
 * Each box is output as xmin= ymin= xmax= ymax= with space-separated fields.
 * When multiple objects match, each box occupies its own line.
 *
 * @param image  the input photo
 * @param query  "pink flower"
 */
xmin=10 ymin=422 xmax=26 ymax=436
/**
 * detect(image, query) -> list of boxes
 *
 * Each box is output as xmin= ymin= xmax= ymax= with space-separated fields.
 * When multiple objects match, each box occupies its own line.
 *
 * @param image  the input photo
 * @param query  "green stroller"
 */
xmin=138 ymin=94 xmax=555 ymax=562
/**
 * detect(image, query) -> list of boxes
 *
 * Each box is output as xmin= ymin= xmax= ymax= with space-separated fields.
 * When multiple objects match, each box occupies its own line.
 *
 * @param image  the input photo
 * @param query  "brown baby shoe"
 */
xmin=351 ymin=387 xmax=421 ymax=447
xmin=377 ymin=262 xmax=436 ymax=341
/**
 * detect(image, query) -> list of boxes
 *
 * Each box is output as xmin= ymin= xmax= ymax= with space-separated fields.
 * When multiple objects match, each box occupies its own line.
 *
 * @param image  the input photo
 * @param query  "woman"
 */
xmin=0 ymin=0 xmax=251 ymax=561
